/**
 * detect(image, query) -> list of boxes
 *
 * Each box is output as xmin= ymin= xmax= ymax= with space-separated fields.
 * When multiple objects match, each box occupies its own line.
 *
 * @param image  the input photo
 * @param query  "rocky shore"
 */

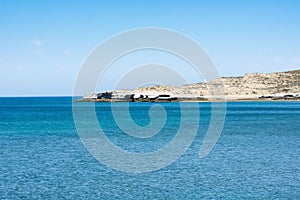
xmin=76 ymin=69 xmax=300 ymax=102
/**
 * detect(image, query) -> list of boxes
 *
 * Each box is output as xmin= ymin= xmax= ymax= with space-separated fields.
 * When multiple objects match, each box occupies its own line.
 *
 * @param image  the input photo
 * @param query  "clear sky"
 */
xmin=1 ymin=0 xmax=300 ymax=96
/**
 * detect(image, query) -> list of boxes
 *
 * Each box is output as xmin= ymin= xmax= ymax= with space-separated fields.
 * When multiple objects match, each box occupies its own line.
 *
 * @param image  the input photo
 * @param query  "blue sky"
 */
xmin=1 ymin=0 xmax=300 ymax=96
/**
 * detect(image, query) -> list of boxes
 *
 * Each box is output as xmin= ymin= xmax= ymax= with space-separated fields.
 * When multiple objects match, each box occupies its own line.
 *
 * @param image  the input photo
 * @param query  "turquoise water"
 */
xmin=0 ymin=97 xmax=299 ymax=199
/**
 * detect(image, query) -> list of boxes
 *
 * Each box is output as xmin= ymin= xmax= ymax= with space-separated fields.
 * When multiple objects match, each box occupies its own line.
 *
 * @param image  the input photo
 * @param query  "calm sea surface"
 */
xmin=0 ymin=97 xmax=299 ymax=199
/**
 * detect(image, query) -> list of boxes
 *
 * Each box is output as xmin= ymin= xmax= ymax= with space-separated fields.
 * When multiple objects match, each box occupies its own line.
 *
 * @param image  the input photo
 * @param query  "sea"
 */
xmin=0 ymin=97 xmax=299 ymax=199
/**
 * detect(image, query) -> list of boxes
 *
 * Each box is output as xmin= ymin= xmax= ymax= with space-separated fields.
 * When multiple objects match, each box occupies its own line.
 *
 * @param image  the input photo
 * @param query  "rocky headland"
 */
xmin=77 ymin=69 xmax=300 ymax=102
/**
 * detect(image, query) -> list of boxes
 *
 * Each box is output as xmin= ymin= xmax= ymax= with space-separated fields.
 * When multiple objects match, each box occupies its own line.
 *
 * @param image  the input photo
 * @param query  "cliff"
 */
xmin=133 ymin=69 xmax=300 ymax=100
xmin=80 ymin=69 xmax=300 ymax=102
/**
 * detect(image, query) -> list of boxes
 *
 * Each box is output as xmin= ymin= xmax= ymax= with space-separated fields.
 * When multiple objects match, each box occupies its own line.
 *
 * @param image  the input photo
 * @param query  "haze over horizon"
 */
xmin=1 ymin=0 xmax=300 ymax=96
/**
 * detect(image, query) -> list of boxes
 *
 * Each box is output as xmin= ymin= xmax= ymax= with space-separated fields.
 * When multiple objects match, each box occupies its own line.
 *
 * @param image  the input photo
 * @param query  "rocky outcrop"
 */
xmin=79 ymin=69 xmax=300 ymax=102
xmin=132 ymin=69 xmax=300 ymax=100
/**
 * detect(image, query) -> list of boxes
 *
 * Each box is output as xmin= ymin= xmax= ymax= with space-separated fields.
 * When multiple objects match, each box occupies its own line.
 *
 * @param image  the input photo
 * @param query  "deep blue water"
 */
xmin=0 ymin=97 xmax=299 ymax=199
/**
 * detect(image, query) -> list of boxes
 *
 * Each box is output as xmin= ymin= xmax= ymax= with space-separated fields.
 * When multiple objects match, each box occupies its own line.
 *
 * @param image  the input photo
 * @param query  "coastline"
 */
xmin=76 ymin=69 xmax=300 ymax=103
xmin=74 ymin=97 xmax=300 ymax=103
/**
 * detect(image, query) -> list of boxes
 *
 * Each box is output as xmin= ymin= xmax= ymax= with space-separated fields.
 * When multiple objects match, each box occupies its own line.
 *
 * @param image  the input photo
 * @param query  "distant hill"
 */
xmin=81 ymin=69 xmax=300 ymax=102
xmin=134 ymin=69 xmax=300 ymax=100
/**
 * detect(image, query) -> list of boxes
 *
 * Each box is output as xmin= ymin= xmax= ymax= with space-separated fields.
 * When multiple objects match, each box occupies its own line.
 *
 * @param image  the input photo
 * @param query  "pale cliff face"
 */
xmin=132 ymin=69 xmax=300 ymax=98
